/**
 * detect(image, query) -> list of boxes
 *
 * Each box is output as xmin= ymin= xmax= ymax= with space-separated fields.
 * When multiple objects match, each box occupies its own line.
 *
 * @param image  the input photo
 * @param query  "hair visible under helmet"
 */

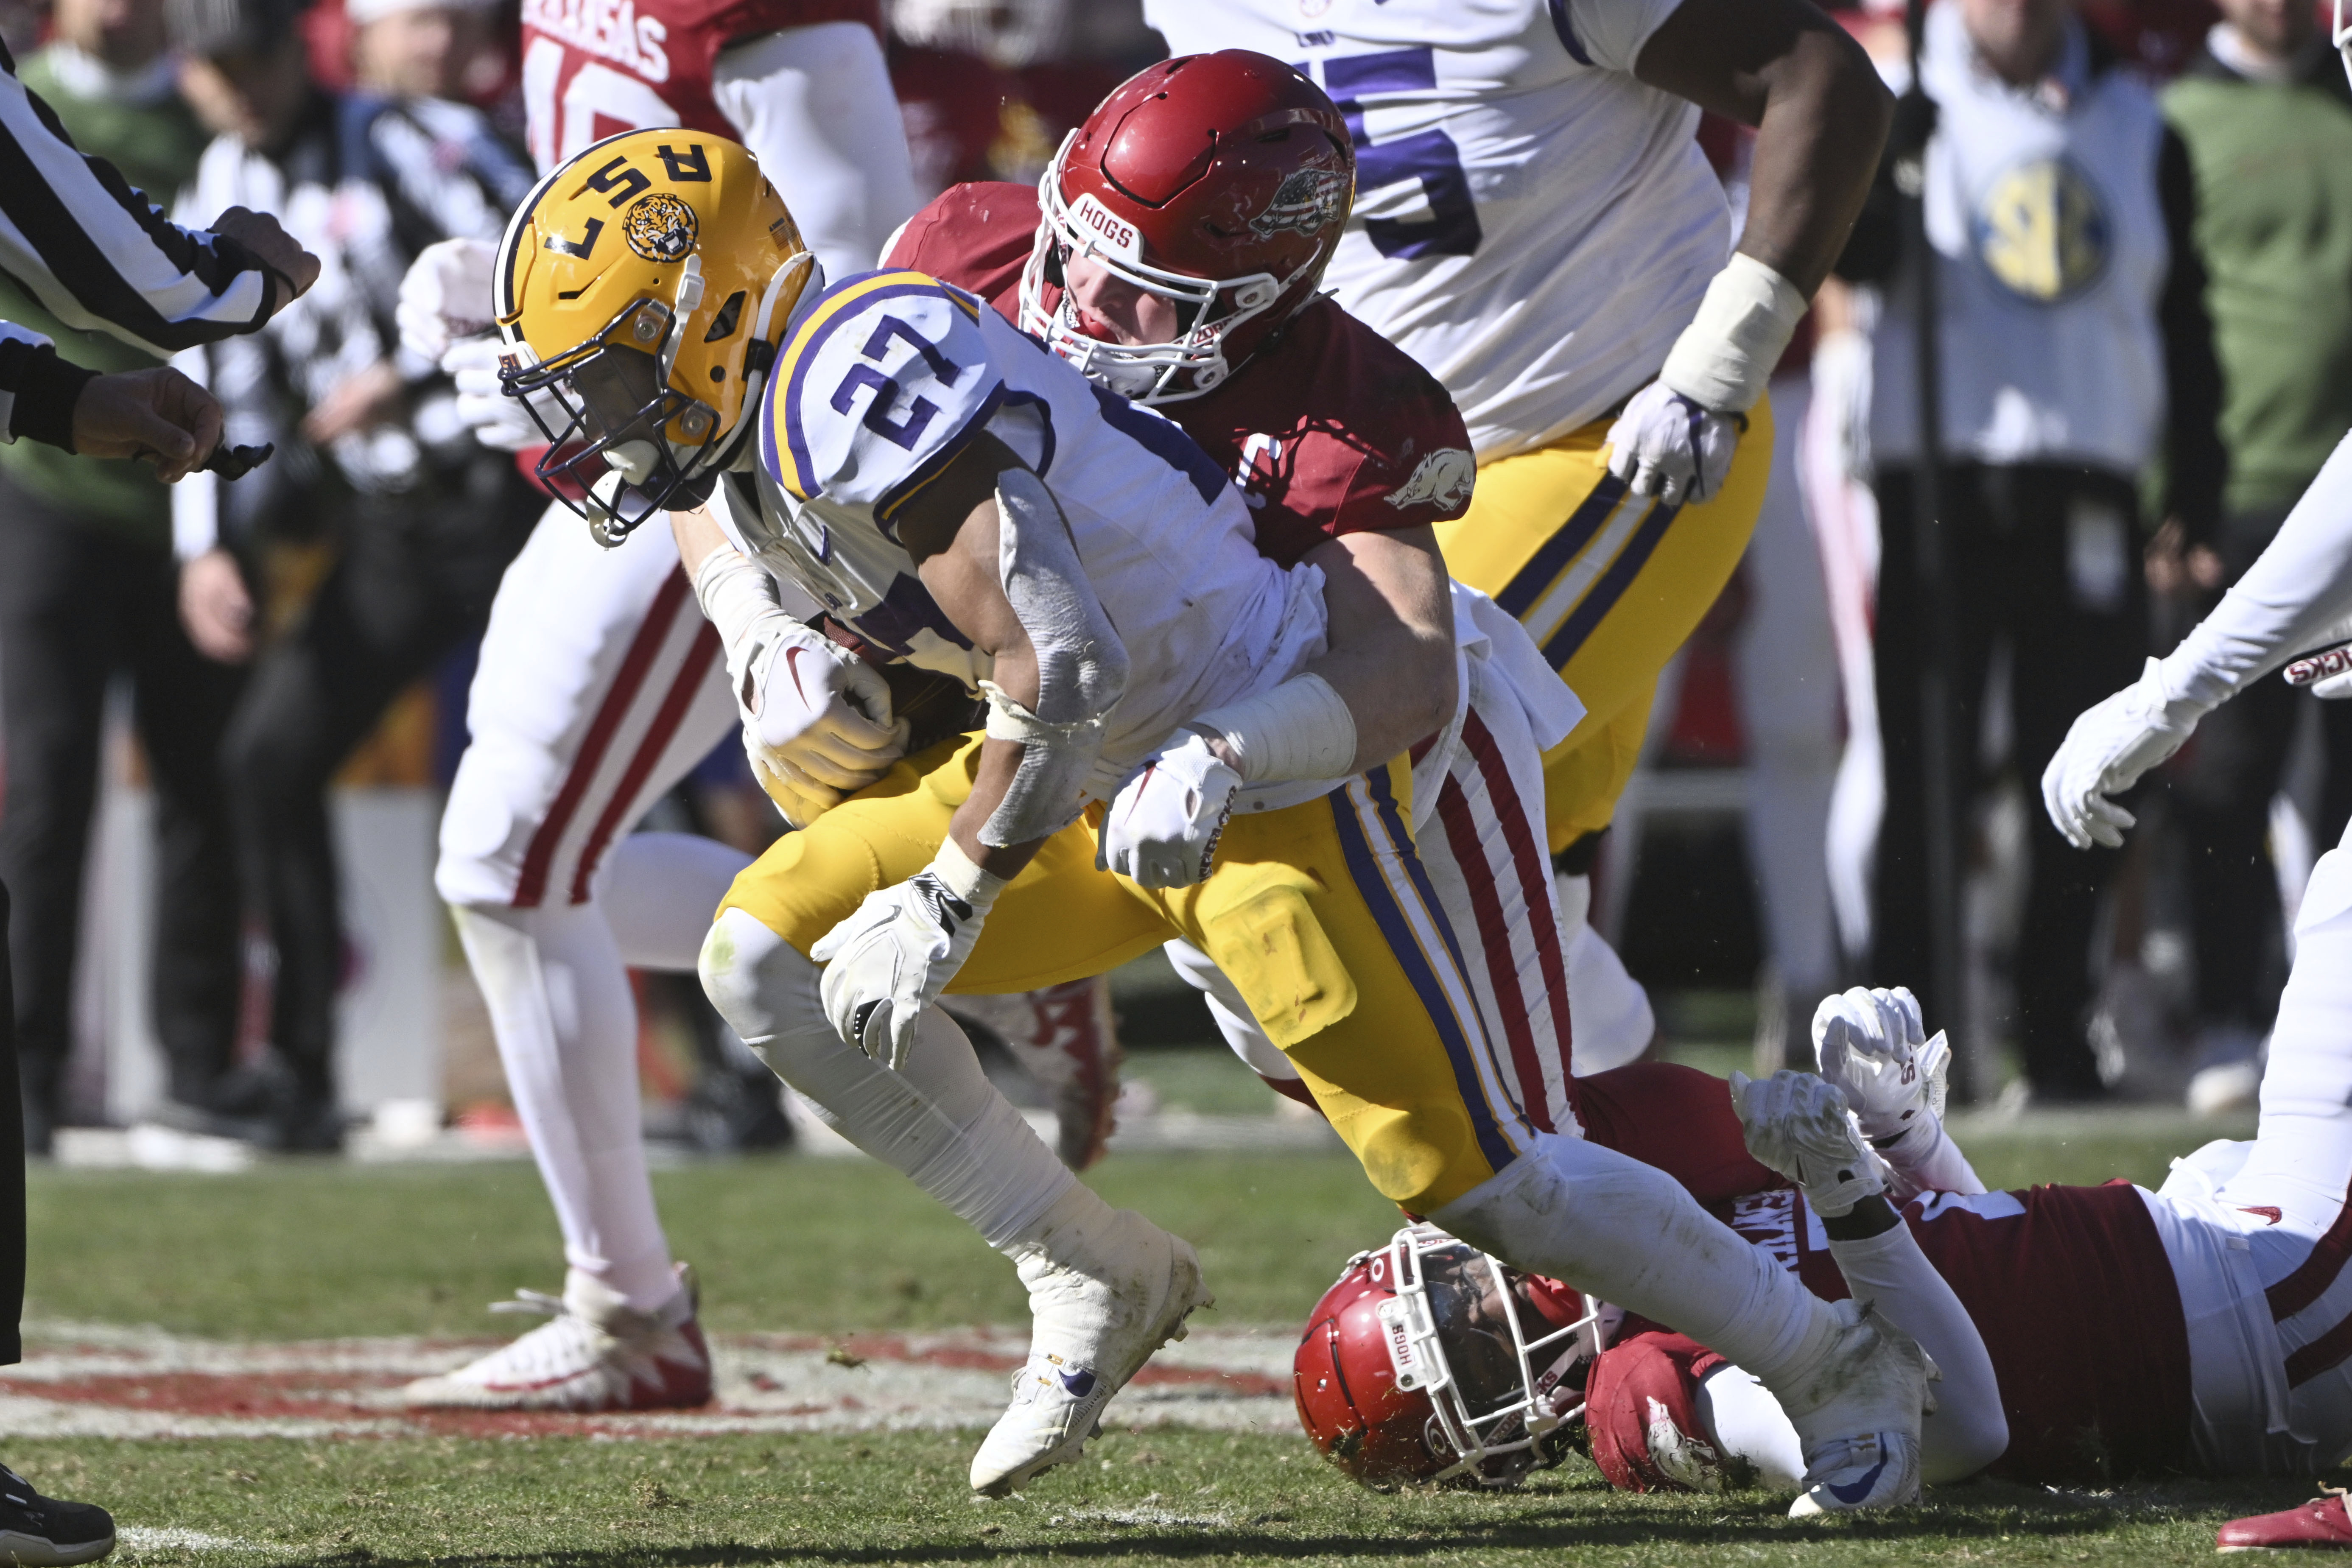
xmin=1020 ymin=49 xmax=1354 ymax=405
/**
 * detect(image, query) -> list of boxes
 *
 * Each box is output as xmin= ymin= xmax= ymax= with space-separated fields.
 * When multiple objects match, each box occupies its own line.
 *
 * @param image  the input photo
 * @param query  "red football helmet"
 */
xmin=1020 ymin=49 xmax=1354 ymax=404
xmin=1293 ymin=1225 xmax=1608 ymax=1489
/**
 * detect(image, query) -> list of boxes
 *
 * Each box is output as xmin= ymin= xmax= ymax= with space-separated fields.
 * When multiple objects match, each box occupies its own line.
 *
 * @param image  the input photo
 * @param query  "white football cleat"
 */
xmin=970 ymin=1211 xmax=1211 ymax=1497
xmin=1782 ymin=1299 xmax=1936 ymax=1516
xmin=945 ymin=978 xmax=1124 ymax=1170
xmin=400 ymin=1265 xmax=712 ymax=1412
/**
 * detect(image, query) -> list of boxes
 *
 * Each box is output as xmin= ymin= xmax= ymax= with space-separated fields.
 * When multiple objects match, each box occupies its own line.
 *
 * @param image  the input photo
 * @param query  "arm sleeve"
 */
xmin=0 ymin=51 xmax=275 ymax=357
xmin=2155 ymin=122 xmax=2227 ymax=544
xmin=0 ymin=320 xmax=95 ymax=450
xmin=2159 ymin=429 xmax=2352 ymax=707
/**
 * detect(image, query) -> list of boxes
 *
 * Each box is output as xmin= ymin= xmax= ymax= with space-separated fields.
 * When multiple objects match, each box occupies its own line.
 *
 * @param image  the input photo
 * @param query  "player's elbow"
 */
xmin=1809 ymin=26 xmax=1893 ymax=155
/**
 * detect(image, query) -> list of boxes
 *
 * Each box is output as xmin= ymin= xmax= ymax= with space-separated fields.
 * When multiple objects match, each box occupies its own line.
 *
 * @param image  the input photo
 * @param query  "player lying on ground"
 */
xmin=492 ymin=130 xmax=1935 ymax=1510
xmin=1298 ymin=964 xmax=2352 ymax=1498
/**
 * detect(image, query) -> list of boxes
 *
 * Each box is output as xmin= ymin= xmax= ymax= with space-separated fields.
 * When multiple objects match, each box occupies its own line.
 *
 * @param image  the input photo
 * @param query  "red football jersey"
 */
xmin=1708 ymin=1182 xmax=2195 ymax=1484
xmin=885 ymin=182 xmax=1478 ymax=567
xmin=518 ymin=0 xmax=878 ymax=173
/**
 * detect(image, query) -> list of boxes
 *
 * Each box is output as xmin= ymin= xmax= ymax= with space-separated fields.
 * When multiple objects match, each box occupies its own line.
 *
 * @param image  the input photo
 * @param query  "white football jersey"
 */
xmin=1145 ymin=0 xmax=1730 ymax=461
xmin=723 ymin=268 xmax=1329 ymax=799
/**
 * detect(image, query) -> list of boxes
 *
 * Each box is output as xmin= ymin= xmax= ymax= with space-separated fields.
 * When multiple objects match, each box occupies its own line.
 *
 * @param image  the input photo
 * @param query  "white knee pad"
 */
xmin=1557 ymin=875 xmax=1656 ymax=1074
xmin=699 ymin=908 xmax=1076 ymax=1249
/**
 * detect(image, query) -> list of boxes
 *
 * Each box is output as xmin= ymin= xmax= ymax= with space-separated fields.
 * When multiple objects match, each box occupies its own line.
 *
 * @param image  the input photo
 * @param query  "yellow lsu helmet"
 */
xmin=493 ymin=129 xmax=818 ymax=545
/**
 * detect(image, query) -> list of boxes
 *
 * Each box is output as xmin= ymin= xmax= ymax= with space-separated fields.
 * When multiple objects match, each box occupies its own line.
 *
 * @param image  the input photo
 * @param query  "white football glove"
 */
xmin=2041 ymin=656 xmax=2207 ymax=850
xmin=397 ymin=238 xmax=497 ymax=363
xmin=1097 ymin=732 xmax=1242 ymax=889
xmin=1726 ymin=1069 xmax=1887 ymax=1218
xmin=1605 ymin=380 xmax=1741 ymax=506
xmin=810 ymin=844 xmax=1004 ymax=1068
xmin=741 ymin=629 xmax=909 ymax=828
xmin=1812 ymin=986 xmax=1949 ymax=1146
xmin=442 ymin=335 xmax=546 ymax=452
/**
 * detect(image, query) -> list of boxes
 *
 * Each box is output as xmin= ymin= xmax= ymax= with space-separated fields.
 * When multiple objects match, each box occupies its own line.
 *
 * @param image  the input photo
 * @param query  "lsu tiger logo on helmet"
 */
xmin=493 ymin=129 xmax=821 ymax=545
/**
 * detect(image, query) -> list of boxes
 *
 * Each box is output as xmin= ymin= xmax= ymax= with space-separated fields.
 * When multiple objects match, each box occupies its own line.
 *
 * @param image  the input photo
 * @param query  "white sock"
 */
xmin=1556 ymin=875 xmax=1656 ymax=1074
xmin=1432 ymin=1132 xmax=1844 ymax=1407
xmin=1696 ymin=1364 xmax=1806 ymax=1488
xmin=601 ymin=833 xmax=755 ymax=972
xmin=1825 ymin=1221 xmax=2006 ymax=1481
xmin=451 ymin=900 xmax=679 ymax=1312
xmin=699 ymin=908 xmax=1091 ymax=1250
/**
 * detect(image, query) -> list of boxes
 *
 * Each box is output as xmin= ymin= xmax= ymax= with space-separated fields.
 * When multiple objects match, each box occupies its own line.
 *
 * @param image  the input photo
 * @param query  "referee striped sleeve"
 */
xmin=0 ymin=43 xmax=271 ymax=359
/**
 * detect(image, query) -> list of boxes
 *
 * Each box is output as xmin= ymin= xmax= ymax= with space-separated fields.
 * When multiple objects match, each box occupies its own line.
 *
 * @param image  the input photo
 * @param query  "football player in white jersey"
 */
xmin=500 ymin=131 xmax=1936 ymax=1511
xmin=390 ymin=2 xmax=921 ymax=1412
xmin=1139 ymin=0 xmax=1892 ymax=1073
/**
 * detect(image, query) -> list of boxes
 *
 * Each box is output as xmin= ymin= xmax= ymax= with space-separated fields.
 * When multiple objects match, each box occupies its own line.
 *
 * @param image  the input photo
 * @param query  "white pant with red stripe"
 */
xmin=437 ymin=501 xmax=742 ymax=1310
xmin=2149 ymin=821 xmax=2352 ymax=1475
xmin=1170 ymin=636 xmax=1583 ymax=1133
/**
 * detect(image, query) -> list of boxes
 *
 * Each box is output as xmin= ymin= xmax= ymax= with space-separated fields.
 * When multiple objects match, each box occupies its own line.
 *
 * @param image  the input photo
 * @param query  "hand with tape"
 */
xmin=810 ymin=841 xmax=1004 ymax=1068
xmin=1605 ymin=252 xmax=1809 ymax=505
xmin=1098 ymin=731 xmax=1242 ymax=889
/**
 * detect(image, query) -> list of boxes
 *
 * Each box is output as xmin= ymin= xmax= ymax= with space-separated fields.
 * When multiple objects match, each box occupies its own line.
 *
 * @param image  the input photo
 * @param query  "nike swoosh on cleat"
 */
xmin=1058 ymin=1367 xmax=1098 ymax=1398
xmin=1826 ymin=1456 xmax=1889 ymax=1506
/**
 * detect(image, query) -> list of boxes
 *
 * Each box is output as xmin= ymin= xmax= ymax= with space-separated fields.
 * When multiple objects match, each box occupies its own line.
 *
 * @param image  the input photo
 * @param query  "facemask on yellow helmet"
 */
xmin=493 ymin=129 xmax=819 ymax=545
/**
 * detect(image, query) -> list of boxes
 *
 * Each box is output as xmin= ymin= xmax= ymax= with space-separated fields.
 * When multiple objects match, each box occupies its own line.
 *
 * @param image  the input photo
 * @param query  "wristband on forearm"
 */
xmin=1193 ymin=673 xmax=1357 ymax=784
xmin=1658 ymin=253 xmax=1810 ymax=415
xmin=929 ymin=836 xmax=1007 ymax=915
xmin=691 ymin=543 xmax=801 ymax=702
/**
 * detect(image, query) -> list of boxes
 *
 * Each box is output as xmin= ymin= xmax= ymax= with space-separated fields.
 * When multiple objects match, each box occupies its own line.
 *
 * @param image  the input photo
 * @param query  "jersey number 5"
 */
xmin=1318 ymin=48 xmax=1482 ymax=261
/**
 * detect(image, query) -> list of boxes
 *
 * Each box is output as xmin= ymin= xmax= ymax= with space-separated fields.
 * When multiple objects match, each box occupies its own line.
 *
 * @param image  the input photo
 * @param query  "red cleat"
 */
xmin=2218 ymin=1490 xmax=2352 ymax=1551
xmin=946 ymin=978 xmax=1123 ymax=1169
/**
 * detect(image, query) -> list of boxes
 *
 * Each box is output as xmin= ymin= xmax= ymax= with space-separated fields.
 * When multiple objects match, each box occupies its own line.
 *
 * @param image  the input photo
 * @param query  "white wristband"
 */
xmin=1657 ymin=253 xmax=1809 ymax=415
xmin=692 ymin=544 xmax=801 ymax=699
xmin=930 ymin=836 xmax=1007 ymax=911
xmin=1195 ymin=673 xmax=1357 ymax=785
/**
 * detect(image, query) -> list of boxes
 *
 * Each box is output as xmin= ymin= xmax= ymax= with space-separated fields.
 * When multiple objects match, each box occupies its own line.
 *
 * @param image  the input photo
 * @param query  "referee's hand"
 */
xmin=70 ymin=365 xmax=223 ymax=483
xmin=209 ymin=207 xmax=322 ymax=315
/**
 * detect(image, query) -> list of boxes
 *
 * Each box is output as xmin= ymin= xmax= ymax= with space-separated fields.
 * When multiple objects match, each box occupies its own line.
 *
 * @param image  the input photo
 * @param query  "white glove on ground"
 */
xmin=1726 ymin=1069 xmax=1887 ymax=1218
xmin=442 ymin=336 xmax=545 ymax=452
xmin=2041 ymin=656 xmax=2208 ymax=850
xmin=1812 ymin=986 xmax=1949 ymax=1146
xmin=811 ymin=842 xmax=1005 ymax=1069
xmin=1097 ymin=732 xmax=1242 ymax=889
xmin=1605 ymin=381 xmax=1741 ymax=506
xmin=741 ymin=631 xmax=908 ymax=827
xmin=397 ymin=238 xmax=497 ymax=363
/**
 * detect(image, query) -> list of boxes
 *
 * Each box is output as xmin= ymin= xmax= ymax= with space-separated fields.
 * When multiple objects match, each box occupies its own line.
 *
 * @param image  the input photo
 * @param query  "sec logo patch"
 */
xmin=1973 ymin=157 xmax=2110 ymax=303
xmin=623 ymin=191 xmax=698 ymax=263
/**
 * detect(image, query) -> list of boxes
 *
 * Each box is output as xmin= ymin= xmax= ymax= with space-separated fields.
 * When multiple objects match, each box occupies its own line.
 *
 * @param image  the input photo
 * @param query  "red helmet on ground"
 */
xmin=1020 ymin=49 xmax=1354 ymax=404
xmin=1293 ymin=1225 xmax=1606 ymax=1489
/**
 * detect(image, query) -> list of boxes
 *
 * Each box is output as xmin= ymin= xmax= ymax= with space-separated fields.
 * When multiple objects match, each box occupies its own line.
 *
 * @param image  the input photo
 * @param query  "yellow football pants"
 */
xmin=719 ymin=738 xmax=1535 ymax=1211
xmin=1435 ymin=400 xmax=1773 ymax=853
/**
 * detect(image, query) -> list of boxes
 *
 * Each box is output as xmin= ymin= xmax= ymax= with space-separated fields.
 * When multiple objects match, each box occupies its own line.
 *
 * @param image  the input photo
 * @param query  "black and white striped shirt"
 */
xmin=0 ymin=36 xmax=275 ymax=363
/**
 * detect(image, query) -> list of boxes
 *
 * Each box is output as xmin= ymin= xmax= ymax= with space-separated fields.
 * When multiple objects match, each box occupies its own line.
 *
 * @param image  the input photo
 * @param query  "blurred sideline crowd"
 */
xmin=0 ymin=0 xmax=2347 ymax=1159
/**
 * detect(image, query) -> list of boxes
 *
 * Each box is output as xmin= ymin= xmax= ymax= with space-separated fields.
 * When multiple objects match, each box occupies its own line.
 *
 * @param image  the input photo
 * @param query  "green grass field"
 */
xmin=7 ymin=1052 xmax=2305 ymax=1567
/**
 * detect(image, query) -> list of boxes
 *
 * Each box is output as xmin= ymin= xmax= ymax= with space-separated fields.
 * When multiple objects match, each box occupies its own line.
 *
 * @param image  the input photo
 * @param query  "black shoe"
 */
xmin=267 ymin=1095 xmax=347 ymax=1154
xmin=0 ymin=1463 xmax=114 ymax=1564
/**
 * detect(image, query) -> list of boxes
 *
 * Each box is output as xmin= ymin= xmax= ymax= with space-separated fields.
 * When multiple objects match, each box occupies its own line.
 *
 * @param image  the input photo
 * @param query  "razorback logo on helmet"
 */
xmin=1067 ymin=192 xmax=1142 ymax=261
xmin=1251 ymin=166 xmax=1349 ymax=240
xmin=1385 ymin=447 xmax=1475 ymax=511
xmin=624 ymin=191 xmax=697 ymax=261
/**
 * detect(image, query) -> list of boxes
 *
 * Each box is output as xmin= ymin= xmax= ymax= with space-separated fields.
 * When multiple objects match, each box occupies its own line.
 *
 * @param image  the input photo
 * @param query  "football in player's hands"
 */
xmin=1097 ymin=732 xmax=1242 ymax=889
xmin=397 ymin=238 xmax=498 ymax=362
xmin=1604 ymin=381 xmax=1740 ymax=506
xmin=1812 ymin=986 xmax=1949 ymax=1144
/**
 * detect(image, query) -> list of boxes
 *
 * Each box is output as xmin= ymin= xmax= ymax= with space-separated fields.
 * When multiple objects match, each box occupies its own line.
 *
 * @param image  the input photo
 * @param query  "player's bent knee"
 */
xmin=1347 ymin=1101 xmax=1487 ymax=1212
